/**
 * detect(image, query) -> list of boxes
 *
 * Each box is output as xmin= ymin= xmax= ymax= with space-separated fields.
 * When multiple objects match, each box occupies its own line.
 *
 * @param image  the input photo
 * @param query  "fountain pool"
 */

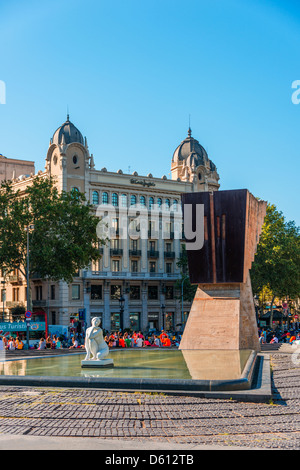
xmin=0 ymin=348 xmax=259 ymax=393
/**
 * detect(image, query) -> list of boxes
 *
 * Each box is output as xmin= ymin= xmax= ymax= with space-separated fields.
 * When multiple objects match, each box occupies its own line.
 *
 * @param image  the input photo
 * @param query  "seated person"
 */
xmin=152 ymin=336 xmax=161 ymax=347
xmin=69 ymin=337 xmax=79 ymax=349
xmin=38 ymin=338 xmax=46 ymax=350
xmin=136 ymin=336 xmax=144 ymax=347
xmin=162 ymin=336 xmax=171 ymax=347
xmin=15 ymin=338 xmax=24 ymax=350
xmin=159 ymin=330 xmax=168 ymax=343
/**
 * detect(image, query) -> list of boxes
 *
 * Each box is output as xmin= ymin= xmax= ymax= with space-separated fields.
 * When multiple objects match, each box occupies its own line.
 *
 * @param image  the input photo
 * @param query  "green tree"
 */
xmin=251 ymin=203 xmax=300 ymax=326
xmin=0 ymin=177 xmax=104 ymax=288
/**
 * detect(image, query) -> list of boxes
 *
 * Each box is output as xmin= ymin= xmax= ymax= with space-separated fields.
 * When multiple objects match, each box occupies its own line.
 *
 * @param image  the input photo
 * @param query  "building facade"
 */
xmin=0 ymin=154 xmax=35 ymax=183
xmin=0 ymin=117 xmax=220 ymax=334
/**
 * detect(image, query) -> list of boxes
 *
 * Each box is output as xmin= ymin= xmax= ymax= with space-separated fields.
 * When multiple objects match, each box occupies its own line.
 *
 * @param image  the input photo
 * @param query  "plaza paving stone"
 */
xmin=0 ymin=347 xmax=299 ymax=449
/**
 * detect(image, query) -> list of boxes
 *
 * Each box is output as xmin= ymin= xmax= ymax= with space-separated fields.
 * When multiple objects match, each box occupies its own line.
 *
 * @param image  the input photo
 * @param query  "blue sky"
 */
xmin=0 ymin=0 xmax=299 ymax=225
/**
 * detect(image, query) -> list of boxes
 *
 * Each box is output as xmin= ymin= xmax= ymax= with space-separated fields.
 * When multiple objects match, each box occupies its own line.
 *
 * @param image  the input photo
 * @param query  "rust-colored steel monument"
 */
xmin=179 ymin=189 xmax=267 ymax=352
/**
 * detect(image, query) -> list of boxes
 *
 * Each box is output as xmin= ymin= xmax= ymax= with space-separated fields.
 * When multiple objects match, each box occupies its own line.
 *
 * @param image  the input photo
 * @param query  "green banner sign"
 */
xmin=0 ymin=322 xmax=46 ymax=332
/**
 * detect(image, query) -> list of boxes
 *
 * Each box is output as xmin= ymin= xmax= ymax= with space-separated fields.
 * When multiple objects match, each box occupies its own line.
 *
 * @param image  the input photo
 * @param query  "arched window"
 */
xmin=157 ymin=198 xmax=162 ymax=209
xmin=112 ymin=193 xmax=118 ymax=207
xmin=131 ymin=195 xmax=137 ymax=206
xmin=165 ymin=199 xmax=170 ymax=210
xmin=121 ymin=194 xmax=127 ymax=207
xmin=173 ymin=199 xmax=178 ymax=211
xmin=92 ymin=191 xmax=99 ymax=205
xmin=140 ymin=196 xmax=146 ymax=206
xmin=71 ymin=187 xmax=80 ymax=200
xmin=102 ymin=192 xmax=109 ymax=205
xmin=149 ymin=197 xmax=154 ymax=210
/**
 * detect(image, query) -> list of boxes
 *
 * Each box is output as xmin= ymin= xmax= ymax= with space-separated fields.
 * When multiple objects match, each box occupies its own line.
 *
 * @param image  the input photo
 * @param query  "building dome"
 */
xmin=172 ymin=128 xmax=209 ymax=165
xmin=52 ymin=115 xmax=84 ymax=146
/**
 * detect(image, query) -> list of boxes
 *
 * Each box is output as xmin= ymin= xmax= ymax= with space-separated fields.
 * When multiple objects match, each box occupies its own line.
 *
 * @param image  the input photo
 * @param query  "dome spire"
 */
xmin=52 ymin=115 xmax=84 ymax=146
xmin=188 ymin=114 xmax=192 ymax=137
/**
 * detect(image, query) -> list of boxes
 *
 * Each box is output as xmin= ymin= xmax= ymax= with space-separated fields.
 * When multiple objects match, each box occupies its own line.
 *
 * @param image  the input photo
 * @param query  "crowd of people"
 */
xmin=36 ymin=330 xmax=179 ymax=350
xmin=258 ymin=327 xmax=300 ymax=345
xmin=7 ymin=326 xmax=299 ymax=352
xmin=0 ymin=329 xmax=180 ymax=352
xmin=0 ymin=336 xmax=25 ymax=351
xmin=37 ymin=335 xmax=65 ymax=350
xmin=103 ymin=330 xmax=179 ymax=348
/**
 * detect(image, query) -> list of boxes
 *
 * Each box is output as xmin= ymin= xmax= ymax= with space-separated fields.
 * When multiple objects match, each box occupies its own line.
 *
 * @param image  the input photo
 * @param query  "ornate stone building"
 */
xmin=171 ymin=127 xmax=220 ymax=192
xmin=0 ymin=116 xmax=220 ymax=335
xmin=0 ymin=154 xmax=35 ymax=183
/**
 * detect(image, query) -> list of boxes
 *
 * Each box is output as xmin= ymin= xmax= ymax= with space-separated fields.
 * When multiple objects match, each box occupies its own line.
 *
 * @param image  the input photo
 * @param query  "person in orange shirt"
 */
xmin=162 ymin=337 xmax=171 ymax=347
xmin=15 ymin=338 xmax=24 ymax=350
xmin=159 ymin=330 xmax=168 ymax=343
xmin=290 ymin=334 xmax=296 ymax=343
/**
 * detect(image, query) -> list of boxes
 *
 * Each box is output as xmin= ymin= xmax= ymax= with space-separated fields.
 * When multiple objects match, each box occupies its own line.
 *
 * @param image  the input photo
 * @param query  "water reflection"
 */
xmin=181 ymin=350 xmax=252 ymax=380
xmin=0 ymin=360 xmax=27 ymax=376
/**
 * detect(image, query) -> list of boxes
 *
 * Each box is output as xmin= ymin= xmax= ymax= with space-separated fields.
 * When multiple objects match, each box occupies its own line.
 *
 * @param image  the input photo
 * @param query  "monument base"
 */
xmin=81 ymin=359 xmax=114 ymax=368
xmin=179 ymin=273 xmax=260 ymax=352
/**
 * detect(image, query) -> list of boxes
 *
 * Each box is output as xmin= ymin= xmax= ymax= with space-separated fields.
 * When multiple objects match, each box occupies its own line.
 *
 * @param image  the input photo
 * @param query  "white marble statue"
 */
xmin=84 ymin=317 xmax=109 ymax=361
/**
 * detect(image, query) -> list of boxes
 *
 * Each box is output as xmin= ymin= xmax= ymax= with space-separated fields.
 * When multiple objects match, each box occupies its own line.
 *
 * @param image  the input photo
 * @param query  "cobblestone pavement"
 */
xmin=0 ymin=347 xmax=299 ymax=450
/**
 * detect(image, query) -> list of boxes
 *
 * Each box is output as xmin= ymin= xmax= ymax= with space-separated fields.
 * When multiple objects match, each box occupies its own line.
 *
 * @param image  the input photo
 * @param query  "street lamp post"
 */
xmin=119 ymin=295 xmax=125 ymax=332
xmin=25 ymin=224 xmax=34 ymax=349
xmin=1 ymin=281 xmax=5 ymax=322
xmin=181 ymin=277 xmax=188 ymax=328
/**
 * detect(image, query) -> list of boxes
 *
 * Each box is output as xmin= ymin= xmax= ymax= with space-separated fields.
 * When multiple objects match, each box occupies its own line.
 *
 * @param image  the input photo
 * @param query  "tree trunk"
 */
xmin=270 ymin=294 xmax=276 ymax=330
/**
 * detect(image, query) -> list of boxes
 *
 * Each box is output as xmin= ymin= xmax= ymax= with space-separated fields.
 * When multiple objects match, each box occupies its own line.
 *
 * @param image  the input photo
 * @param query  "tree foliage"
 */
xmin=251 ymin=203 xmax=300 ymax=320
xmin=0 ymin=177 xmax=104 ymax=283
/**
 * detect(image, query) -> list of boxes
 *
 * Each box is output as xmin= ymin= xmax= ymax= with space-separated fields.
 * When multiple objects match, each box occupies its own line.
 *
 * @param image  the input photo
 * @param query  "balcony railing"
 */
xmin=8 ymin=275 xmax=23 ymax=284
xmin=89 ymin=271 xmax=181 ymax=280
xmin=110 ymin=248 xmax=123 ymax=256
xmin=6 ymin=301 xmax=25 ymax=308
xmin=164 ymin=251 xmax=175 ymax=259
xmin=129 ymin=250 xmax=142 ymax=257
xmin=147 ymin=250 xmax=159 ymax=258
xmin=32 ymin=300 xmax=47 ymax=307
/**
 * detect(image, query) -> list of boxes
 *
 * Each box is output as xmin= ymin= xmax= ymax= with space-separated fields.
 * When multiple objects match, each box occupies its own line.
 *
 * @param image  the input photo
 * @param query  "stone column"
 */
xmin=123 ymin=290 xmax=130 ymax=330
xmin=58 ymin=280 xmax=69 ymax=326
